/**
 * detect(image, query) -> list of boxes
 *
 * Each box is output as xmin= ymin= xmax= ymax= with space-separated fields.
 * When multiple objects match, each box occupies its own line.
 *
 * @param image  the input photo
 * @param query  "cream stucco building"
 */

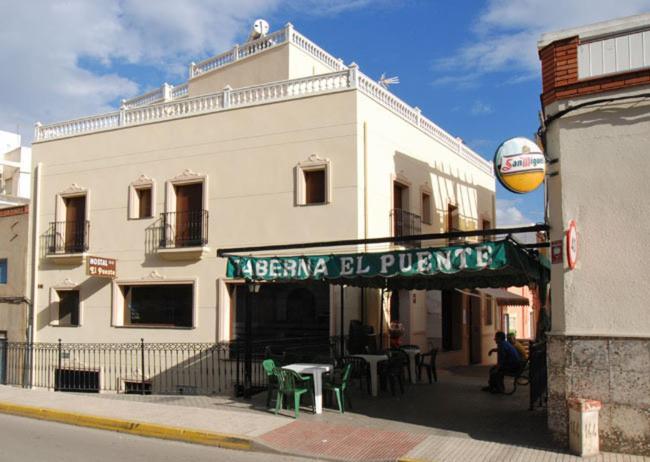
xmin=539 ymin=14 xmax=650 ymax=456
xmin=30 ymin=23 xmax=496 ymax=373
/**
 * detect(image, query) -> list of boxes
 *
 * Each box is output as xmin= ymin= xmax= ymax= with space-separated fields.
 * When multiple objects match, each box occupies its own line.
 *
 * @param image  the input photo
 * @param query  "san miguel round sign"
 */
xmin=494 ymin=137 xmax=546 ymax=194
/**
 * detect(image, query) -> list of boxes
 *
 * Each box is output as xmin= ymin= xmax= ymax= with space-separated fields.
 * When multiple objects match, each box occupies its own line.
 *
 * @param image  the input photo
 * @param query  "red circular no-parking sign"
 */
xmin=566 ymin=220 xmax=578 ymax=270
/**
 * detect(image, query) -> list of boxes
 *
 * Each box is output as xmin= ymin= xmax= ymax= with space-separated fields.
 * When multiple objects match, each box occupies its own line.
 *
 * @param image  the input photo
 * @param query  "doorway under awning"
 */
xmin=477 ymin=288 xmax=530 ymax=306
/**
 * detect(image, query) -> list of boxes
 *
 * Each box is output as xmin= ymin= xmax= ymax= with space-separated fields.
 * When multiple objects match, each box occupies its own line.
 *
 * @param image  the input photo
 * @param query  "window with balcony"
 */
xmin=391 ymin=181 xmax=421 ymax=245
xmin=159 ymin=171 xmax=208 ymax=252
xmin=49 ymin=194 xmax=89 ymax=255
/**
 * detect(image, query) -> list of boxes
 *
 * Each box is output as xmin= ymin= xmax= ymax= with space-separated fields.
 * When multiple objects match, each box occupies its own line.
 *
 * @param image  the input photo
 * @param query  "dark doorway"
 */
xmin=442 ymin=290 xmax=463 ymax=351
xmin=469 ymin=294 xmax=482 ymax=364
xmin=175 ymin=183 xmax=203 ymax=247
xmin=234 ymin=282 xmax=330 ymax=340
xmin=390 ymin=291 xmax=400 ymax=322
xmin=64 ymin=196 xmax=86 ymax=253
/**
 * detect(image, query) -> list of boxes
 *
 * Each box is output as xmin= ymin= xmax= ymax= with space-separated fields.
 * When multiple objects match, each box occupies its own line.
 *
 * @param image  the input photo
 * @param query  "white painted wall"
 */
xmin=546 ymin=88 xmax=650 ymax=336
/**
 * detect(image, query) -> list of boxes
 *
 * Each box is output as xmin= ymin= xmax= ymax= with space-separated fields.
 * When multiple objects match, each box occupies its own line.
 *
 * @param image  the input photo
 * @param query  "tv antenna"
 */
xmin=378 ymin=73 xmax=400 ymax=89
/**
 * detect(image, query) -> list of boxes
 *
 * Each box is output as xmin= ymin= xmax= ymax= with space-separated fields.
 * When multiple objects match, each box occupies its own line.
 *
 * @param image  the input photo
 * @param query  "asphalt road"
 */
xmin=0 ymin=413 xmax=312 ymax=462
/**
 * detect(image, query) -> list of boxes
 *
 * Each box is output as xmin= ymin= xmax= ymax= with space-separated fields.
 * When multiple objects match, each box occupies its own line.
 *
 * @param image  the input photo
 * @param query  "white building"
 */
xmin=28 ymin=22 xmax=498 ymax=392
xmin=539 ymin=14 xmax=650 ymax=456
xmin=0 ymin=130 xmax=31 ymax=208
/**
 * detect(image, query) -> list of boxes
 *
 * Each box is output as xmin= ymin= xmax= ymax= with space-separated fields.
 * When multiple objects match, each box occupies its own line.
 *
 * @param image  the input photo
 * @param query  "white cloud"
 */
xmin=0 ymin=0 xmax=377 ymax=143
xmin=432 ymin=0 xmax=650 ymax=88
xmin=496 ymin=199 xmax=534 ymax=227
xmin=470 ymin=100 xmax=493 ymax=115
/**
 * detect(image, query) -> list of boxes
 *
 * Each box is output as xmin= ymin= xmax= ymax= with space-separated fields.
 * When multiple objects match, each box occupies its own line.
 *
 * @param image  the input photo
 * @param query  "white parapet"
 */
xmin=33 ymin=24 xmax=492 ymax=177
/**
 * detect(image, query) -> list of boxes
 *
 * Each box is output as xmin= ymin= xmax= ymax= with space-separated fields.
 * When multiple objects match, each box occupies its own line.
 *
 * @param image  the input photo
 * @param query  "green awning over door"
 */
xmin=226 ymin=239 xmax=548 ymax=291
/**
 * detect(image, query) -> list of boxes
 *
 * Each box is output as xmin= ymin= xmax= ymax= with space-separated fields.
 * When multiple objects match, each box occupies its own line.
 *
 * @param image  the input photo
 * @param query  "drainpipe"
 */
xmin=362 ymin=121 xmax=368 ymax=324
xmin=26 ymin=162 xmax=41 ymax=388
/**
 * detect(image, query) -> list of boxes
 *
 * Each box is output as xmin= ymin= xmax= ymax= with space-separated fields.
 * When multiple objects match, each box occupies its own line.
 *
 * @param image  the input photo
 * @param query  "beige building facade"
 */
xmin=539 ymin=14 xmax=650 ymax=455
xmin=31 ymin=23 xmax=496 ymax=370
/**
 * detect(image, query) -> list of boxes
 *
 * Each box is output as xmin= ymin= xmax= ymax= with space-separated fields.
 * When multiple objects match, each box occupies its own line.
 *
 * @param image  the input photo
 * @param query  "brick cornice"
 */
xmin=542 ymin=68 xmax=650 ymax=106
xmin=0 ymin=205 xmax=29 ymax=217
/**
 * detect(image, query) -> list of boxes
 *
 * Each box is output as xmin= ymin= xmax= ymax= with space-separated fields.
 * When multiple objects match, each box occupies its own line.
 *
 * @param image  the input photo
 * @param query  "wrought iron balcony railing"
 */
xmin=47 ymin=220 xmax=90 ymax=254
xmin=391 ymin=208 xmax=422 ymax=247
xmin=159 ymin=210 xmax=209 ymax=249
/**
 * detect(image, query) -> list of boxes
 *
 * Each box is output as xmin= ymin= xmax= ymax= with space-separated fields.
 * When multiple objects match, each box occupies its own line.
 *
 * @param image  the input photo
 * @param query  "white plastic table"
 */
xmin=351 ymin=354 xmax=388 ymax=397
xmin=401 ymin=347 xmax=421 ymax=383
xmin=282 ymin=363 xmax=332 ymax=414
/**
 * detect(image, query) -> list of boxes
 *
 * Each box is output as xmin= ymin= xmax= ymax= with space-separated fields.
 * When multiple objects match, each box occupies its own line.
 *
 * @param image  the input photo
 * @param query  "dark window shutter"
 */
xmin=137 ymin=188 xmax=152 ymax=218
xmin=305 ymin=170 xmax=325 ymax=204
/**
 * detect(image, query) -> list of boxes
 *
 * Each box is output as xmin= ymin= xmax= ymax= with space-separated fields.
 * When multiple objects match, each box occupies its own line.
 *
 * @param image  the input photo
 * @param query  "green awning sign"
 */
xmin=227 ymin=241 xmax=512 ymax=281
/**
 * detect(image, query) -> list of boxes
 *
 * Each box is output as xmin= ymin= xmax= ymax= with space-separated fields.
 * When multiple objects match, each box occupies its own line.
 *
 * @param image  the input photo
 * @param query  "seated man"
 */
xmin=507 ymin=333 xmax=528 ymax=361
xmin=482 ymin=331 xmax=521 ymax=393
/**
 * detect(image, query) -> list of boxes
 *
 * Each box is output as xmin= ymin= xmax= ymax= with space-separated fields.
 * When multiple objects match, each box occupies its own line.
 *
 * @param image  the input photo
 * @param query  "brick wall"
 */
xmin=0 ymin=205 xmax=28 ymax=217
xmin=540 ymin=36 xmax=650 ymax=106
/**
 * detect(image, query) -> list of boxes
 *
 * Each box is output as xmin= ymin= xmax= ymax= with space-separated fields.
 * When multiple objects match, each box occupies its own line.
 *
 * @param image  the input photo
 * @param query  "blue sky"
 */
xmin=2 ymin=0 xmax=649 ymax=225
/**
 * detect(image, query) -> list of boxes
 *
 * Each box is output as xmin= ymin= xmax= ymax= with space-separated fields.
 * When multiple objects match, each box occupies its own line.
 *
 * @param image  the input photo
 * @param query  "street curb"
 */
xmin=0 ymin=401 xmax=253 ymax=451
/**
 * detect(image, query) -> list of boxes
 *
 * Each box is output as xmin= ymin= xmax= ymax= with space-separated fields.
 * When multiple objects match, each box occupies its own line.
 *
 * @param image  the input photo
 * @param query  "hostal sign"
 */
xmin=87 ymin=256 xmax=117 ymax=278
xmin=494 ymin=137 xmax=546 ymax=194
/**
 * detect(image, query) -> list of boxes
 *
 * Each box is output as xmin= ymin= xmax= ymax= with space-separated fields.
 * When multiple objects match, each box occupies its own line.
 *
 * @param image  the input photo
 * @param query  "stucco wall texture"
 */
xmin=545 ymin=91 xmax=650 ymax=455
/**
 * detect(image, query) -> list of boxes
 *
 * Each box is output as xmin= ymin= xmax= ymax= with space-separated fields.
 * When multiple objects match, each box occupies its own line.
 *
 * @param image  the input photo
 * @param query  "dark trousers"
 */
xmin=488 ymin=365 xmax=519 ymax=392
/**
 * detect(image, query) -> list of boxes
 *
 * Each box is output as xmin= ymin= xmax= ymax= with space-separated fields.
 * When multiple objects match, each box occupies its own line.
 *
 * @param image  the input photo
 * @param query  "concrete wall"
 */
xmin=545 ymin=88 xmax=650 ymax=454
xmin=188 ymin=42 xmax=336 ymax=98
xmin=0 ymin=206 xmax=29 ymax=342
xmin=189 ymin=44 xmax=291 ymax=97
xmin=355 ymin=91 xmax=496 ymax=362
xmin=31 ymin=67 xmax=496 ymax=373
xmin=32 ymin=90 xmax=359 ymax=344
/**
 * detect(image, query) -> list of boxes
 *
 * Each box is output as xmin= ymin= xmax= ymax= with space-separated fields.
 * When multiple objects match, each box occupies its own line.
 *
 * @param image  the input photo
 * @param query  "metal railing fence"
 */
xmin=0 ymin=336 xmax=339 ymax=397
xmin=159 ymin=210 xmax=209 ymax=248
xmin=47 ymin=220 xmax=90 ymax=254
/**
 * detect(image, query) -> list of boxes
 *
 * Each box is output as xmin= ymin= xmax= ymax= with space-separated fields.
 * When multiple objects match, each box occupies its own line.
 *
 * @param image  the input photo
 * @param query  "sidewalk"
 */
xmin=0 ymin=382 xmax=646 ymax=462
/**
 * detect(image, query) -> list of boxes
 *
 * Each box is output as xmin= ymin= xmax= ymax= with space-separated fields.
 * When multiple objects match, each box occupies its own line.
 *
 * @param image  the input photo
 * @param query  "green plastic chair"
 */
xmin=262 ymin=359 xmax=278 ymax=408
xmin=324 ymin=363 xmax=352 ymax=413
xmin=274 ymin=369 xmax=314 ymax=418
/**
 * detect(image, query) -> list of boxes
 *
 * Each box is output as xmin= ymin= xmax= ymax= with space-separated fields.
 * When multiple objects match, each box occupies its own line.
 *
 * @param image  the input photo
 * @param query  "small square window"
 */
xmin=57 ymin=290 xmax=80 ymax=326
xmin=422 ymin=193 xmax=432 ymax=225
xmin=136 ymin=187 xmax=153 ymax=218
xmin=0 ymin=259 xmax=7 ymax=284
xmin=295 ymin=157 xmax=330 ymax=206
xmin=304 ymin=169 xmax=326 ymax=204
xmin=128 ymin=177 xmax=155 ymax=220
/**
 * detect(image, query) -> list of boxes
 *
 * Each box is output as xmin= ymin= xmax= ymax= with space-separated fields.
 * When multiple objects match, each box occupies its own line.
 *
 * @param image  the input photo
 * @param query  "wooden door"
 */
xmin=393 ymin=183 xmax=403 ymax=210
xmin=175 ymin=183 xmax=203 ymax=246
xmin=393 ymin=183 xmax=406 ymax=236
xmin=64 ymin=196 xmax=85 ymax=252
